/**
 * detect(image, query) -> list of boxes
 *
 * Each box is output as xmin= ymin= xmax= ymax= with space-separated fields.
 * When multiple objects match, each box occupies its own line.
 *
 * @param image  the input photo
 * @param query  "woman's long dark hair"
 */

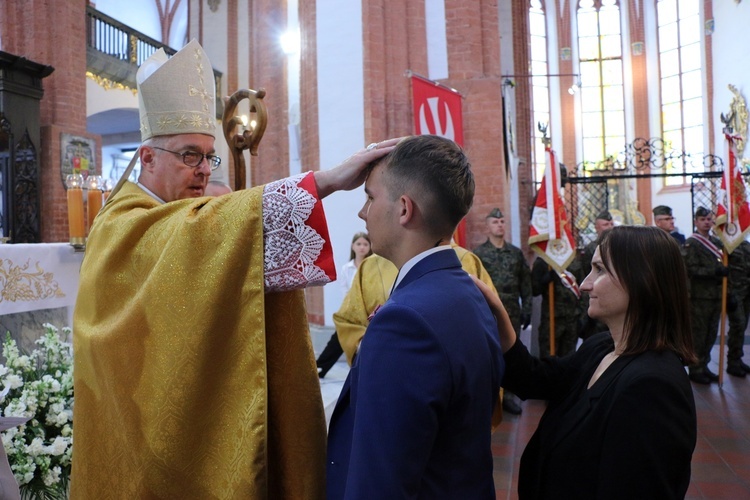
xmin=598 ymin=226 xmax=697 ymax=364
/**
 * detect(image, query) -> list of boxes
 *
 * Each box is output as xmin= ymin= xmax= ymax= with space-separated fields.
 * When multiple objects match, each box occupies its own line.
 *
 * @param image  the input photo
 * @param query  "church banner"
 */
xmin=715 ymin=133 xmax=750 ymax=254
xmin=411 ymin=74 xmax=466 ymax=244
xmin=528 ymin=147 xmax=576 ymax=274
xmin=411 ymin=74 xmax=463 ymax=146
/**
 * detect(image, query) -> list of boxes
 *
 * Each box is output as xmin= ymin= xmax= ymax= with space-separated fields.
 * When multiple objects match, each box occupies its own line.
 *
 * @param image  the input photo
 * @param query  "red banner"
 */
xmin=411 ymin=74 xmax=466 ymax=244
xmin=411 ymin=75 xmax=463 ymax=146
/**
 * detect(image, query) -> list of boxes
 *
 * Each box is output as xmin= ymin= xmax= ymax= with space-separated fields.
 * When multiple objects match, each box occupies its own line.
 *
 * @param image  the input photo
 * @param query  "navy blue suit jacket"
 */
xmin=327 ymin=249 xmax=504 ymax=499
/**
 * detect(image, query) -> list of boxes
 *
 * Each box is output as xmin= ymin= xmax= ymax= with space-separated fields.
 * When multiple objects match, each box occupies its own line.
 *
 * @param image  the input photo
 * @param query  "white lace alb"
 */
xmin=263 ymin=173 xmax=331 ymax=292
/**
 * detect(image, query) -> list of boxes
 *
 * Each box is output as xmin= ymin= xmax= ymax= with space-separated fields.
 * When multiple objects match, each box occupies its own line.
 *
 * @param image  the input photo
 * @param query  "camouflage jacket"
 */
xmin=473 ymin=239 xmax=532 ymax=315
xmin=684 ymin=233 xmax=725 ymax=300
xmin=729 ymin=240 xmax=750 ymax=296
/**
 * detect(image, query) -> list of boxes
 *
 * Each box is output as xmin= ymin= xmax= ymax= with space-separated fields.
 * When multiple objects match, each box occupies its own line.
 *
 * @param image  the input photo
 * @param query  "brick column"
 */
xmin=510 ymin=0 xmax=534 ymax=255
xmin=247 ymin=0 xmax=289 ymax=187
xmin=299 ymin=1 xmax=324 ymax=324
xmin=444 ymin=0 xmax=505 ymax=249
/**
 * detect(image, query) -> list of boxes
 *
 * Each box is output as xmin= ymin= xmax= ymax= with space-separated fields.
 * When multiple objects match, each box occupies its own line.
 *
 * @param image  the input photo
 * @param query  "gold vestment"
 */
xmin=71 ymin=182 xmax=325 ymax=499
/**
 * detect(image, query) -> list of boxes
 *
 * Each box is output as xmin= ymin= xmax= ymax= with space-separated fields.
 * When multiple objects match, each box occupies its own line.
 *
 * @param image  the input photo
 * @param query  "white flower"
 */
xmin=12 ymin=355 xmax=31 ymax=369
xmin=47 ymin=436 xmax=69 ymax=456
xmin=25 ymin=437 xmax=46 ymax=457
xmin=4 ymin=374 xmax=23 ymax=389
xmin=42 ymin=465 xmax=61 ymax=486
xmin=1 ymin=324 xmax=73 ymax=496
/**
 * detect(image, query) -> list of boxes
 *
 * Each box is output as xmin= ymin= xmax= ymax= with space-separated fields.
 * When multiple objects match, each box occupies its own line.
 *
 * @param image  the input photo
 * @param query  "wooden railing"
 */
xmin=86 ymin=6 xmax=175 ymax=66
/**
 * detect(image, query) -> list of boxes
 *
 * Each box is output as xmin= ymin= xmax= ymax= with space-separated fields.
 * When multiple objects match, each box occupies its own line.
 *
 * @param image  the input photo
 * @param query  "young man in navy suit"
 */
xmin=326 ymin=135 xmax=505 ymax=499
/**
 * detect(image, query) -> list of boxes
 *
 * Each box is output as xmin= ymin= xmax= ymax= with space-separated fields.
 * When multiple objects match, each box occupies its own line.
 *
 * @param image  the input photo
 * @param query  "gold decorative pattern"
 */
xmin=728 ymin=84 xmax=749 ymax=158
xmin=0 ymin=258 xmax=65 ymax=303
xmin=86 ymin=71 xmax=137 ymax=94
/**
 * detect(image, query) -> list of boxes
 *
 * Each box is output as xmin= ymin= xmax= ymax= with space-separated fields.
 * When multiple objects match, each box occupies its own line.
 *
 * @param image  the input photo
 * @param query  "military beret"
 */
xmin=487 ymin=208 xmax=504 ymax=219
xmin=694 ymin=206 xmax=711 ymax=218
xmin=596 ymin=210 xmax=612 ymax=221
xmin=652 ymin=205 xmax=673 ymax=216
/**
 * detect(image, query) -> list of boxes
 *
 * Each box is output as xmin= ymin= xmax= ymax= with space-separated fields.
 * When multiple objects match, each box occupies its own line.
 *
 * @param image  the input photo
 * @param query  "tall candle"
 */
xmin=87 ymin=176 xmax=103 ymax=231
xmin=102 ymin=178 xmax=113 ymax=202
xmin=66 ymin=174 xmax=85 ymax=247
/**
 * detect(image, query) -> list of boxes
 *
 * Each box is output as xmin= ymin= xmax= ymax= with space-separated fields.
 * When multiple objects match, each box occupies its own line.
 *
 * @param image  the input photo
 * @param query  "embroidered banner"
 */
xmin=528 ymin=147 xmax=577 ymax=275
xmin=715 ymin=133 xmax=750 ymax=254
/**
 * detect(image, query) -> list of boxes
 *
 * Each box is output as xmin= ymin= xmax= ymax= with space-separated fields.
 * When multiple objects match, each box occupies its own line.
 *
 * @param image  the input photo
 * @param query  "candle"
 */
xmin=87 ymin=175 xmax=103 ymax=231
xmin=66 ymin=174 xmax=85 ymax=248
xmin=102 ymin=178 xmax=113 ymax=202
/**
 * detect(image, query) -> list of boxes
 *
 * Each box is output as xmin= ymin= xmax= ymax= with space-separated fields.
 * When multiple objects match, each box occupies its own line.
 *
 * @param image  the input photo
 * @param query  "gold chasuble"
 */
xmin=71 ymin=181 xmax=326 ymax=499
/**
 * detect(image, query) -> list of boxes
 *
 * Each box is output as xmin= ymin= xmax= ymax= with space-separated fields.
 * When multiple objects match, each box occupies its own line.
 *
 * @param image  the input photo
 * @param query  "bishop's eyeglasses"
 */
xmin=152 ymin=146 xmax=222 ymax=170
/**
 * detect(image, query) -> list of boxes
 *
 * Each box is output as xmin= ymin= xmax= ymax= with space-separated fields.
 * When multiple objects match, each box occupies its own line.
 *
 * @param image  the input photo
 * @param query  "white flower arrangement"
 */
xmin=1 ymin=324 xmax=73 ymax=500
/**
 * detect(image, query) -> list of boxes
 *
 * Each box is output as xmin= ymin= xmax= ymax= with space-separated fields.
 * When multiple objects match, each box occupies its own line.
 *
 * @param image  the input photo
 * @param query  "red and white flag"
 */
xmin=715 ymin=133 xmax=750 ymax=254
xmin=529 ymin=147 xmax=576 ymax=274
xmin=411 ymin=74 xmax=467 ymax=245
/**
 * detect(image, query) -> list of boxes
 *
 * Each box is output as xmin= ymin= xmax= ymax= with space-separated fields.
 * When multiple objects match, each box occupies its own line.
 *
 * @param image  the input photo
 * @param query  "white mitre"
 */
xmin=136 ymin=39 xmax=216 ymax=141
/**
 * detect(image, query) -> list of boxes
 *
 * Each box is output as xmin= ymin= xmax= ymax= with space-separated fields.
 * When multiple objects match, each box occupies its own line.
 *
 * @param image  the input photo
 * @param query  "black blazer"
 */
xmin=504 ymin=332 xmax=696 ymax=499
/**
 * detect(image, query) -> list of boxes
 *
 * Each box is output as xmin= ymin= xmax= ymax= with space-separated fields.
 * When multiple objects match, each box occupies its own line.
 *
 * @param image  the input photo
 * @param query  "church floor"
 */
xmin=313 ymin=328 xmax=750 ymax=499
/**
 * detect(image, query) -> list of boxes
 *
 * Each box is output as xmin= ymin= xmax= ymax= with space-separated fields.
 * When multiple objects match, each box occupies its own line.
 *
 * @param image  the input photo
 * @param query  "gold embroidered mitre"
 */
xmin=137 ymin=39 xmax=216 ymax=140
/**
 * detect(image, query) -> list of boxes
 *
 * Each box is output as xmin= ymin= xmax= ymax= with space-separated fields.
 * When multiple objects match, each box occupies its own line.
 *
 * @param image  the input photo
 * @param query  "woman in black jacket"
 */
xmin=476 ymin=225 xmax=697 ymax=499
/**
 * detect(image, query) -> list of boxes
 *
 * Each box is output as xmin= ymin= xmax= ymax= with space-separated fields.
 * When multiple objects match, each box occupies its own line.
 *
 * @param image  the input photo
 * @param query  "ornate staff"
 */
xmin=222 ymin=88 xmax=269 ymax=191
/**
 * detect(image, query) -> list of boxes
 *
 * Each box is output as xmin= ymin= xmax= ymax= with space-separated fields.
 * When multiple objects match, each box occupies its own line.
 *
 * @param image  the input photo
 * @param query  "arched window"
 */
xmin=657 ymin=0 xmax=703 ymax=186
xmin=577 ymin=0 xmax=625 ymax=165
xmin=529 ymin=0 xmax=549 ymax=184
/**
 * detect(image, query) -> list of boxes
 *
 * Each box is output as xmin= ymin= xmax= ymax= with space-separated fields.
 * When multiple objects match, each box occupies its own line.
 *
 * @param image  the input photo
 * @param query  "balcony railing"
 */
xmin=85 ymin=5 xmax=222 ymax=116
xmin=86 ymin=6 xmax=176 ymax=68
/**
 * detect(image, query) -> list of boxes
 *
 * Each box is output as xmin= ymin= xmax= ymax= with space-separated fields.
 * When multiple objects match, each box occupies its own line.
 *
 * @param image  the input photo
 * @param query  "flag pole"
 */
xmin=719 ymin=250 xmax=728 ymax=388
xmin=548 ymin=268 xmax=556 ymax=356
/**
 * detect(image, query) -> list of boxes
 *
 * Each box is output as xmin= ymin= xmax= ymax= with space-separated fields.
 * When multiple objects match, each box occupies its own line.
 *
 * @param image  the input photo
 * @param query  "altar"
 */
xmin=0 ymin=243 xmax=83 ymax=351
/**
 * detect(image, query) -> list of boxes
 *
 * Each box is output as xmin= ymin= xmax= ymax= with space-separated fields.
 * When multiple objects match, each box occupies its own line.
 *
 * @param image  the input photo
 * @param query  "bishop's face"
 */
xmin=358 ymin=164 xmax=399 ymax=261
xmin=144 ymin=133 xmax=216 ymax=202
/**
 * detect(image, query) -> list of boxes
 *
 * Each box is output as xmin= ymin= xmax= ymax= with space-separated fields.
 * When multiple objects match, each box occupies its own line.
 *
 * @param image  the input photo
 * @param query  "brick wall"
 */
xmin=300 ymin=1 xmax=324 ymax=324
xmin=444 ymin=0 xmax=507 ymax=250
xmin=1 ymin=0 xmax=92 ymax=243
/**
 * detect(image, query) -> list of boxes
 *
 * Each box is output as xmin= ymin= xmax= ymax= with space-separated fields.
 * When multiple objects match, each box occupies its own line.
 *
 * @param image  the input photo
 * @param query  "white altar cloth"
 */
xmin=0 ymin=243 xmax=83 ymax=316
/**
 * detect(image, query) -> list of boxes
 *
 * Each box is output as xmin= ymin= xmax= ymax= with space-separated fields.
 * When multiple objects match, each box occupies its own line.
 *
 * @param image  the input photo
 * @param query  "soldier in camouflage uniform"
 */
xmin=727 ymin=239 xmax=750 ymax=377
xmin=653 ymin=205 xmax=686 ymax=244
xmin=684 ymin=207 xmax=728 ymax=384
xmin=473 ymin=208 xmax=532 ymax=334
xmin=474 ymin=208 xmax=532 ymax=415
xmin=531 ymin=256 xmax=583 ymax=358
xmin=579 ymin=211 xmax=614 ymax=339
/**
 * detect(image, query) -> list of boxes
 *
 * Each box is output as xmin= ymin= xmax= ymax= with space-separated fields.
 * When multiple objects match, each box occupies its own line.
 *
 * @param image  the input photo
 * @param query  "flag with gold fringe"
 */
xmin=715 ymin=133 xmax=750 ymax=254
xmin=529 ymin=146 xmax=577 ymax=274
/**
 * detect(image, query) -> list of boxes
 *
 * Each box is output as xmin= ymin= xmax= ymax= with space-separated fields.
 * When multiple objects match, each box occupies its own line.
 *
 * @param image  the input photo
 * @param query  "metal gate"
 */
xmin=563 ymin=137 xmax=725 ymax=250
